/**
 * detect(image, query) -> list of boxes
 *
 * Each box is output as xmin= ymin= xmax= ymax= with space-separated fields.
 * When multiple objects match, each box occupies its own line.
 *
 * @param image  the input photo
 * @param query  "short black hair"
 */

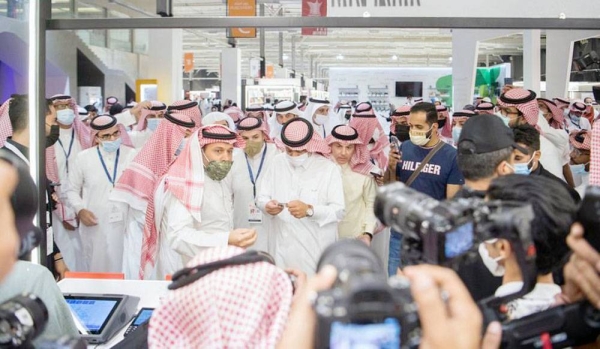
xmin=84 ymin=104 xmax=98 ymax=113
xmin=109 ymin=103 xmax=124 ymax=116
xmin=487 ymin=175 xmax=575 ymax=275
xmin=513 ymin=124 xmax=540 ymax=152
xmin=457 ymin=147 xmax=513 ymax=181
xmin=8 ymin=94 xmax=28 ymax=132
xmin=410 ymin=102 xmax=438 ymax=125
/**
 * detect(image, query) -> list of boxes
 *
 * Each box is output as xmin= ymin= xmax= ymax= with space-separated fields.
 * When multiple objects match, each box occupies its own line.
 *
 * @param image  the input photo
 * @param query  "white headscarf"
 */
xmin=202 ymin=112 xmax=236 ymax=131
xmin=301 ymin=98 xmax=341 ymax=138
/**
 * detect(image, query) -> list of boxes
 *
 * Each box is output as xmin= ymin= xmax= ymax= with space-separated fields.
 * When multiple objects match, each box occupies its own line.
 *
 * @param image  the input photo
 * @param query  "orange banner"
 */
xmin=227 ymin=0 xmax=256 ymax=38
xmin=266 ymin=64 xmax=274 ymax=79
xmin=183 ymin=52 xmax=194 ymax=73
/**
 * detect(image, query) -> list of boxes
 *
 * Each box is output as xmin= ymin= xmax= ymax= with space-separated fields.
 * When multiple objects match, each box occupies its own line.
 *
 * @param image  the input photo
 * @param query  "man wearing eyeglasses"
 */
xmin=66 ymin=115 xmax=138 ymax=272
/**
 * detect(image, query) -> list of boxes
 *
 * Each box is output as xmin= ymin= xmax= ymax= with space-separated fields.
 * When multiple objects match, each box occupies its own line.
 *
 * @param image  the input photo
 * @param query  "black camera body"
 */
xmin=0 ymin=294 xmax=48 ymax=348
xmin=313 ymin=240 xmax=421 ymax=349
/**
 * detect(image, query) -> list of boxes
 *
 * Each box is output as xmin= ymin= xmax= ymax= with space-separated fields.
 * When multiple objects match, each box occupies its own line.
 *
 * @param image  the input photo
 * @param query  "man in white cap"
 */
xmin=47 ymin=94 xmax=92 ymax=271
xmin=257 ymin=118 xmax=344 ymax=274
xmin=269 ymin=101 xmax=302 ymax=140
xmin=142 ymin=125 xmax=258 ymax=280
xmin=326 ymin=125 xmax=377 ymax=246
xmin=302 ymin=98 xmax=339 ymax=139
xmin=111 ymin=111 xmax=200 ymax=279
xmin=231 ymin=117 xmax=280 ymax=255
xmin=67 ymin=115 xmax=137 ymax=272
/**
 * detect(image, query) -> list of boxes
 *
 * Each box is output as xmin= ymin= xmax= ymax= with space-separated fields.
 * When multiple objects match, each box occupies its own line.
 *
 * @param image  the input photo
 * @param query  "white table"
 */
xmin=58 ymin=279 xmax=170 ymax=348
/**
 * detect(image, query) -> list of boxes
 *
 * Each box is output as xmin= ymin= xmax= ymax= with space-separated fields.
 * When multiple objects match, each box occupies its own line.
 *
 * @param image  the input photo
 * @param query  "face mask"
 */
xmin=147 ymin=118 xmax=162 ymax=131
xmin=570 ymin=114 xmax=581 ymax=122
xmin=409 ymin=126 xmax=433 ymax=146
xmin=514 ymin=156 xmax=534 ymax=175
xmin=495 ymin=112 xmax=510 ymax=127
xmin=45 ymin=125 xmax=60 ymax=148
xmin=437 ymin=118 xmax=447 ymax=129
xmin=286 ymin=153 xmax=309 ymax=168
xmin=101 ymin=138 xmax=122 ymax=153
xmin=56 ymin=109 xmax=75 ymax=125
xmin=314 ymin=114 xmax=328 ymax=125
xmin=345 ymin=113 xmax=351 ymax=121
xmin=478 ymin=241 xmax=505 ymax=277
xmin=570 ymin=163 xmax=589 ymax=175
xmin=175 ymin=138 xmax=187 ymax=156
xmin=451 ymin=127 xmax=462 ymax=144
xmin=395 ymin=124 xmax=411 ymax=142
xmin=244 ymin=140 xmax=263 ymax=157
xmin=203 ymin=152 xmax=233 ymax=181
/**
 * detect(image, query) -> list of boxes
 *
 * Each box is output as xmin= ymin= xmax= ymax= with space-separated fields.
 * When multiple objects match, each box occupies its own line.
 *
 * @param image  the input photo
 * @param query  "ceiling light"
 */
xmin=336 ymin=54 xmax=344 ymax=60
xmin=392 ymin=55 xmax=398 ymax=61
xmin=283 ymin=54 xmax=289 ymax=61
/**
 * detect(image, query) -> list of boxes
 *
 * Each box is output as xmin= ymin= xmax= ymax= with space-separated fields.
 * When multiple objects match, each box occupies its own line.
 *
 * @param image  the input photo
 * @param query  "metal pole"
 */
xmin=300 ymin=47 xmax=305 ymax=77
xmin=291 ymin=35 xmax=296 ymax=73
xmin=310 ymin=55 xmax=314 ymax=78
xmin=29 ymin=0 xmax=50 ymax=264
xmin=278 ymin=32 xmax=283 ymax=67
xmin=259 ymin=4 xmax=265 ymax=77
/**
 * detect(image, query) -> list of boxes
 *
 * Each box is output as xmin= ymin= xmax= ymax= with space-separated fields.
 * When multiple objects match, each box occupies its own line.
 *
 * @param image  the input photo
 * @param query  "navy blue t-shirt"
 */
xmin=396 ymin=141 xmax=464 ymax=200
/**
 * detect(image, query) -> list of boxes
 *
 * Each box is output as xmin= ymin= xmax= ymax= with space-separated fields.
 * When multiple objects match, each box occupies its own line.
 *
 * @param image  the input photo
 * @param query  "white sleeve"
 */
xmin=255 ymin=163 xmax=274 ymax=211
xmin=310 ymin=166 xmax=345 ymax=227
xmin=162 ymin=193 xmax=230 ymax=259
xmin=66 ymin=154 xmax=85 ymax=215
xmin=114 ymin=110 xmax=137 ymax=128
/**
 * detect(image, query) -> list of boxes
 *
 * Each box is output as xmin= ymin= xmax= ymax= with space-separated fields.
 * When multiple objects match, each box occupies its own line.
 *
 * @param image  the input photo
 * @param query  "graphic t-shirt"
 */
xmin=396 ymin=140 xmax=464 ymax=200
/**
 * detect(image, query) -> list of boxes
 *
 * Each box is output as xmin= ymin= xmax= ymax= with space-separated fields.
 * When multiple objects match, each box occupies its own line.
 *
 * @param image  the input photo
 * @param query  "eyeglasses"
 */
xmin=500 ymin=108 xmax=520 ymax=117
xmin=97 ymin=130 xmax=121 ymax=141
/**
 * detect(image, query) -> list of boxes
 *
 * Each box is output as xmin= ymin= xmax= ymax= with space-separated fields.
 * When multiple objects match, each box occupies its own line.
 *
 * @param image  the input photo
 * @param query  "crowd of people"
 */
xmin=1 ymin=86 xmax=600 ymax=347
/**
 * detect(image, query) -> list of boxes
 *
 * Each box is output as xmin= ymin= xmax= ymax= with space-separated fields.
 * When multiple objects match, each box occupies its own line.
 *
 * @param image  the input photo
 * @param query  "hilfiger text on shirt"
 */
xmin=401 ymin=161 xmax=442 ymax=175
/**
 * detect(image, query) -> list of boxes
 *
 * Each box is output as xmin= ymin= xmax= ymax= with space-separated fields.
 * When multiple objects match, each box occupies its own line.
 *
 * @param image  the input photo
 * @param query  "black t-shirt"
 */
xmin=532 ymin=164 xmax=581 ymax=204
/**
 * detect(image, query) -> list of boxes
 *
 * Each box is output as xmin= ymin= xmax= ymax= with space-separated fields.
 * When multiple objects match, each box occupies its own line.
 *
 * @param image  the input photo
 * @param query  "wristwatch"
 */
xmin=363 ymin=232 xmax=373 ymax=241
xmin=306 ymin=205 xmax=314 ymax=217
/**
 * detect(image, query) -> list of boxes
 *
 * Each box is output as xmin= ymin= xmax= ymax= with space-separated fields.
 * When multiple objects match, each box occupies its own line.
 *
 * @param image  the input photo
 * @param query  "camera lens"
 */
xmin=0 ymin=293 xmax=49 ymax=347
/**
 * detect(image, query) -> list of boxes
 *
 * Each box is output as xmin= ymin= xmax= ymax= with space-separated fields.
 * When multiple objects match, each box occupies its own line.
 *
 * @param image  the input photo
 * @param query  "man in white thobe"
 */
xmin=231 ymin=116 xmax=280 ymax=255
xmin=302 ymin=97 xmax=339 ymax=139
xmin=326 ymin=125 xmax=378 ymax=245
xmin=142 ymin=124 xmax=257 ymax=280
xmin=257 ymin=118 xmax=345 ymax=275
xmin=67 ymin=115 xmax=137 ymax=272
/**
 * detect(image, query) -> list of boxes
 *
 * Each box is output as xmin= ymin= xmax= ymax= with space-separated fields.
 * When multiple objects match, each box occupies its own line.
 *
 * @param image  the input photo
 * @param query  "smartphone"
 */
xmin=576 ymin=186 xmax=600 ymax=252
xmin=124 ymin=308 xmax=154 ymax=337
xmin=390 ymin=135 xmax=401 ymax=152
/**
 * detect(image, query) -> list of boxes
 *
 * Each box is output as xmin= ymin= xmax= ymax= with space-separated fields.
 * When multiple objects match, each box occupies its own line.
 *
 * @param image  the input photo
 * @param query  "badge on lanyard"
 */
xmin=248 ymin=203 xmax=263 ymax=224
xmin=109 ymin=205 xmax=124 ymax=223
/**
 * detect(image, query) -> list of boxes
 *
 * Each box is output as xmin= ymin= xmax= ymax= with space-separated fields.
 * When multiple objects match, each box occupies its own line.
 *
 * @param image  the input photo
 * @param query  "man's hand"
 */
xmin=388 ymin=149 xmax=401 ymax=173
xmin=285 ymin=268 xmax=307 ymax=302
xmin=288 ymin=200 xmax=309 ymax=219
xmin=77 ymin=209 xmax=98 ymax=227
xmin=54 ymin=254 xmax=69 ymax=281
xmin=265 ymin=200 xmax=284 ymax=216
xmin=130 ymin=100 xmax=152 ymax=120
xmin=404 ymin=265 xmax=502 ymax=349
xmin=228 ymin=228 xmax=257 ymax=248
xmin=62 ymin=221 xmax=76 ymax=231
xmin=357 ymin=233 xmax=372 ymax=246
xmin=563 ymin=223 xmax=600 ymax=308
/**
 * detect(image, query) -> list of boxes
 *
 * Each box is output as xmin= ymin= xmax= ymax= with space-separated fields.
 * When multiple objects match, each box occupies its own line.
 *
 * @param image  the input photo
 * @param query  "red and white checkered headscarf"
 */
xmin=90 ymin=115 xmax=134 ymax=148
xmin=498 ymin=88 xmax=541 ymax=132
xmin=113 ymin=111 xmax=198 ymax=217
xmin=326 ymin=125 xmax=374 ymax=176
xmin=570 ymin=101 xmax=587 ymax=114
xmin=538 ymin=98 xmax=565 ymax=130
xmin=168 ymin=100 xmax=202 ymax=127
xmin=452 ymin=109 xmax=478 ymax=123
xmin=274 ymin=118 xmax=330 ymax=155
xmin=570 ymin=130 xmax=591 ymax=150
xmin=237 ymin=116 xmax=272 ymax=143
xmin=148 ymin=246 xmax=293 ymax=349
xmin=139 ymin=125 xmax=244 ymax=279
xmin=553 ymin=97 xmax=570 ymax=109
xmin=590 ymin=121 xmax=600 ymax=186
xmin=0 ymin=98 xmax=12 ymax=147
xmin=51 ymin=94 xmax=92 ymax=149
xmin=436 ymin=105 xmax=452 ymax=139
xmin=244 ymin=104 xmax=270 ymax=135
xmin=224 ymin=106 xmax=244 ymax=123
xmin=136 ymin=101 xmax=167 ymax=131
xmin=391 ymin=105 xmax=411 ymax=132
xmin=349 ymin=102 xmax=390 ymax=171
xmin=475 ymin=102 xmax=495 ymax=114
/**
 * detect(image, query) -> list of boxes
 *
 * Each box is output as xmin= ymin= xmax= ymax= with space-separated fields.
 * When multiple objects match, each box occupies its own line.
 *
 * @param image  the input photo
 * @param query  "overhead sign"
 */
xmin=183 ymin=52 xmax=194 ymax=73
xmin=302 ymin=0 xmax=327 ymax=36
xmin=328 ymin=0 xmax=600 ymax=18
xmin=227 ymin=0 xmax=256 ymax=38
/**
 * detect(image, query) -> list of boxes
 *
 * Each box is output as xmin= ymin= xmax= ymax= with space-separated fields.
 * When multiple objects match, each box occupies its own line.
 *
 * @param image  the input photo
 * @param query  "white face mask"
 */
xmin=452 ymin=127 xmax=462 ymax=144
xmin=314 ymin=114 xmax=328 ymax=125
xmin=286 ymin=153 xmax=309 ymax=168
xmin=57 ymin=109 xmax=76 ymax=126
xmin=409 ymin=126 xmax=433 ymax=146
xmin=478 ymin=241 xmax=505 ymax=277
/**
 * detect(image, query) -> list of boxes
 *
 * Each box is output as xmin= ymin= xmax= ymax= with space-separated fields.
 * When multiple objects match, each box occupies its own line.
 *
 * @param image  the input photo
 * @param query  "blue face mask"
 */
xmin=514 ymin=155 xmax=535 ymax=175
xmin=452 ymin=127 xmax=462 ymax=144
xmin=101 ymin=138 xmax=122 ymax=153
xmin=146 ymin=118 xmax=162 ymax=131
xmin=57 ymin=109 xmax=76 ymax=126
xmin=495 ymin=112 xmax=510 ymax=127
xmin=570 ymin=163 xmax=589 ymax=175
xmin=175 ymin=138 xmax=187 ymax=156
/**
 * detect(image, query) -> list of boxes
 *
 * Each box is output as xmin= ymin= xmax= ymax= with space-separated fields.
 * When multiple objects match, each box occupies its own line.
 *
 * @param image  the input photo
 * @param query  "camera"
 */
xmin=313 ymin=240 xmax=421 ymax=349
xmin=0 ymin=294 xmax=48 ymax=348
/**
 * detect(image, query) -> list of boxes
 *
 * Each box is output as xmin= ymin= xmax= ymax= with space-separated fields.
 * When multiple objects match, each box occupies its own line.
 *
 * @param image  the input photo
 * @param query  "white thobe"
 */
xmin=256 ymin=153 xmax=345 ymax=275
xmin=52 ymin=127 xmax=84 ymax=271
xmin=231 ymin=143 xmax=279 ymax=255
xmin=154 ymin=173 xmax=234 ymax=280
xmin=565 ymin=115 xmax=591 ymax=133
xmin=537 ymin=116 xmax=569 ymax=181
xmin=67 ymin=145 xmax=137 ymax=272
xmin=128 ymin=129 xmax=153 ymax=149
xmin=575 ymin=173 xmax=590 ymax=198
xmin=338 ymin=164 xmax=378 ymax=239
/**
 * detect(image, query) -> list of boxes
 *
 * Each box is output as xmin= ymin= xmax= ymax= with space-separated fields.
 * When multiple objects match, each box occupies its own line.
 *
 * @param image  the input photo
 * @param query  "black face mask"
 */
xmin=437 ymin=118 xmax=447 ymax=129
xmin=345 ymin=113 xmax=351 ymax=120
xmin=45 ymin=125 xmax=59 ymax=148
xmin=395 ymin=124 xmax=411 ymax=142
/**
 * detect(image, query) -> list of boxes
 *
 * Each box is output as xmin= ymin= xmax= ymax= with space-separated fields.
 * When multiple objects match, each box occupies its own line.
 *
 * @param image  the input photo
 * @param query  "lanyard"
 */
xmin=97 ymin=147 xmax=120 ymax=187
xmin=245 ymin=145 xmax=267 ymax=198
xmin=57 ymin=128 xmax=75 ymax=173
xmin=570 ymin=116 xmax=581 ymax=128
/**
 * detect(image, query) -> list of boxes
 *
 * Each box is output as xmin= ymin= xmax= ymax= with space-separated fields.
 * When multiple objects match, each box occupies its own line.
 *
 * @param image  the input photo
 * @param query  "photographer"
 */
xmin=484 ymin=175 xmax=576 ymax=319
